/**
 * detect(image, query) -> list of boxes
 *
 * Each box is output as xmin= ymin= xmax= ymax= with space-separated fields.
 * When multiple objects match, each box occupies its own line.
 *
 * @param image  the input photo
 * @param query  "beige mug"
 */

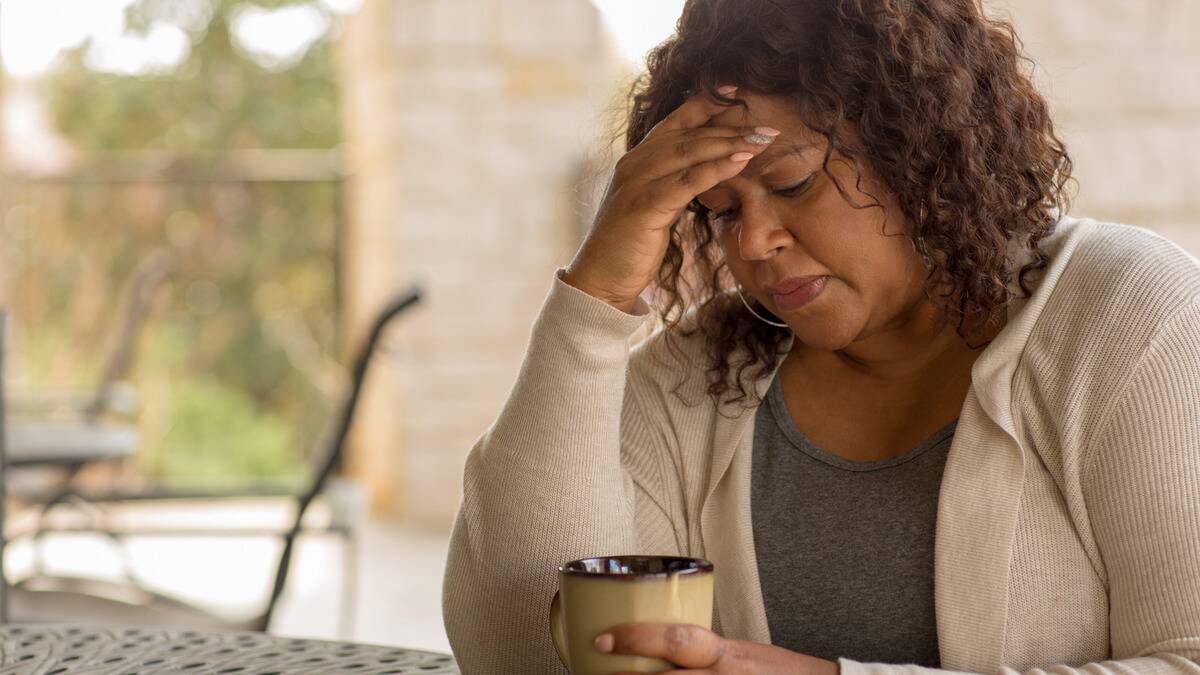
xmin=548 ymin=555 xmax=714 ymax=675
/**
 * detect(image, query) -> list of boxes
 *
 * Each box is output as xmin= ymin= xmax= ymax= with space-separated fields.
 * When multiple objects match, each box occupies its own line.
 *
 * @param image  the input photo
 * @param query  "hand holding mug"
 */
xmin=596 ymin=622 xmax=841 ymax=675
xmin=549 ymin=556 xmax=714 ymax=675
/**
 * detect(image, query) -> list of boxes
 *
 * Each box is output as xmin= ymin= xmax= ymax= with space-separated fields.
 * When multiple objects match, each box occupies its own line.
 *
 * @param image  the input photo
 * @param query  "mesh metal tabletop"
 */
xmin=0 ymin=624 xmax=460 ymax=674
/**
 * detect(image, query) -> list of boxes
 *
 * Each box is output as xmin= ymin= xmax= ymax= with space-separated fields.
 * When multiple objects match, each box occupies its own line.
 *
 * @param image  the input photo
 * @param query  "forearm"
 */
xmin=443 ymin=270 xmax=654 ymax=674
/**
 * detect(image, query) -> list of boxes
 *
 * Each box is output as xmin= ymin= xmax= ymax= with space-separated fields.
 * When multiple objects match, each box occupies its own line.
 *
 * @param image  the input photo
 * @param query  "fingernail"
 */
xmin=744 ymin=132 xmax=776 ymax=145
xmin=594 ymin=633 xmax=614 ymax=653
xmin=730 ymin=152 xmax=754 ymax=162
xmin=717 ymin=84 xmax=738 ymax=95
xmin=754 ymin=126 xmax=782 ymax=137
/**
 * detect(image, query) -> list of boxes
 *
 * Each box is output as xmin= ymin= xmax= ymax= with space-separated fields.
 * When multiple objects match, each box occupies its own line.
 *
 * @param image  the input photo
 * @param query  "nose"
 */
xmin=736 ymin=198 xmax=793 ymax=261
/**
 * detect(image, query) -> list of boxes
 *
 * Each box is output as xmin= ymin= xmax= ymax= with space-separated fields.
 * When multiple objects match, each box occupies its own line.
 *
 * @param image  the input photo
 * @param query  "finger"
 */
xmin=613 ymin=670 xmax=715 ymax=675
xmin=675 ymin=125 xmax=765 ymax=140
xmin=626 ymin=131 xmax=774 ymax=186
xmin=649 ymin=85 xmax=741 ymax=137
xmin=602 ymin=623 xmax=725 ymax=669
xmin=614 ymin=667 xmax=705 ymax=672
xmin=635 ymin=151 xmax=755 ymax=216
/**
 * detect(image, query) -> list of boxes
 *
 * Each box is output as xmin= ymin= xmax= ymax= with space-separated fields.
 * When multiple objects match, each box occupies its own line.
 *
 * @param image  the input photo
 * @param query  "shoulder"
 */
xmin=1015 ymin=216 xmax=1200 ymax=462
xmin=992 ymin=219 xmax=1199 ymax=505
xmin=1057 ymin=216 xmax=1200 ymax=314
xmin=1035 ymin=216 xmax=1200 ymax=353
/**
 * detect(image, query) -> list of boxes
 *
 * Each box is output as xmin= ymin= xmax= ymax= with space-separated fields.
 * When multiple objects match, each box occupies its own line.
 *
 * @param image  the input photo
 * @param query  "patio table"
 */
xmin=6 ymin=420 xmax=138 ymax=468
xmin=0 ymin=624 xmax=460 ymax=674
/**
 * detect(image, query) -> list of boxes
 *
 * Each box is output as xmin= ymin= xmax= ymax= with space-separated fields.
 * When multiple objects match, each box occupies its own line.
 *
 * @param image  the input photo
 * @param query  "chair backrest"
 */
xmin=262 ymin=285 xmax=423 ymax=626
xmin=83 ymin=250 xmax=174 ymax=419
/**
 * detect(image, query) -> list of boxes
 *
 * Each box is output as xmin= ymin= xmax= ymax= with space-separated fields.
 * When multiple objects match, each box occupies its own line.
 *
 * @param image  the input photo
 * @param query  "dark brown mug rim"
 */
xmin=558 ymin=555 xmax=714 ymax=580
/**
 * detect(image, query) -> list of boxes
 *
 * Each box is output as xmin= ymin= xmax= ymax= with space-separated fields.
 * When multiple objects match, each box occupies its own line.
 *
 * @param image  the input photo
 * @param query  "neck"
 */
xmin=788 ymin=299 xmax=1004 ymax=389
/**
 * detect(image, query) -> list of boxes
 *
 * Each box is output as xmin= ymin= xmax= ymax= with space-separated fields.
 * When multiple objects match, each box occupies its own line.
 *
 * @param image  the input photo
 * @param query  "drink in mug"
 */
xmin=549 ymin=555 xmax=714 ymax=675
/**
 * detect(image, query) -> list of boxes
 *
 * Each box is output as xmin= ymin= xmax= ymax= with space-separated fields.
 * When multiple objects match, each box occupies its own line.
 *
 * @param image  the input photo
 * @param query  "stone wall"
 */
xmin=336 ymin=0 xmax=1199 ymax=526
xmin=336 ymin=0 xmax=627 ymax=525
xmin=987 ymin=0 xmax=1200 ymax=254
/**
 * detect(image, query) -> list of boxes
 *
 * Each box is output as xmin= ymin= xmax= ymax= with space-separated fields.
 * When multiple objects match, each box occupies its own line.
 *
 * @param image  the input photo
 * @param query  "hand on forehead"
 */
xmin=704 ymin=92 xmax=829 ymax=155
xmin=701 ymin=93 xmax=827 ymax=175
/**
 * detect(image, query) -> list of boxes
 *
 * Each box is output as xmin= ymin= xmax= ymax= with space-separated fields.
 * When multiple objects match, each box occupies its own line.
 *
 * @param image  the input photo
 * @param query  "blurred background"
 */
xmin=0 ymin=0 xmax=1195 ymax=654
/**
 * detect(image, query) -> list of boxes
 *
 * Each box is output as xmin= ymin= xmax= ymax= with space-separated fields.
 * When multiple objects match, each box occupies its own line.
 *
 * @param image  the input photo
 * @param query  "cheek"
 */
xmin=807 ymin=191 xmax=913 ymax=285
xmin=836 ymin=240 xmax=912 ymax=294
xmin=846 ymin=250 xmax=930 ymax=321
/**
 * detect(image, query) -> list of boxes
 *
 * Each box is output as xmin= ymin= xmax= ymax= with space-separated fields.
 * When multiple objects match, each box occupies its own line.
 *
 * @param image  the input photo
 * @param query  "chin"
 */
xmin=790 ymin=332 xmax=847 ymax=352
xmin=786 ymin=314 xmax=862 ymax=352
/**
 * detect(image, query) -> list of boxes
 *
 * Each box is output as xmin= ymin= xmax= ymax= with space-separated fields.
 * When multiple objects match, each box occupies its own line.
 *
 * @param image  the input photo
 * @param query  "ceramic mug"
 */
xmin=549 ymin=555 xmax=714 ymax=674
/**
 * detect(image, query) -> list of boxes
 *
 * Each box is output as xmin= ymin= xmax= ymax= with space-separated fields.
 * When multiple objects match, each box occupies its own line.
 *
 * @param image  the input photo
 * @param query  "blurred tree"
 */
xmin=46 ymin=0 xmax=341 ymax=151
xmin=6 ymin=0 xmax=347 ymax=487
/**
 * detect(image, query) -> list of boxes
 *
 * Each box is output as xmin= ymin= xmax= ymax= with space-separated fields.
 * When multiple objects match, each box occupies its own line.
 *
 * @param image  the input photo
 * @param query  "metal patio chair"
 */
xmin=6 ymin=250 xmax=174 ymax=504
xmin=1 ymin=286 xmax=422 ymax=634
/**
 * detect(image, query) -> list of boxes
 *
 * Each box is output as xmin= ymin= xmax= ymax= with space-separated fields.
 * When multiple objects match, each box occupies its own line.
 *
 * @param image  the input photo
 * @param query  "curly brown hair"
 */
xmin=621 ymin=0 xmax=1073 ymax=411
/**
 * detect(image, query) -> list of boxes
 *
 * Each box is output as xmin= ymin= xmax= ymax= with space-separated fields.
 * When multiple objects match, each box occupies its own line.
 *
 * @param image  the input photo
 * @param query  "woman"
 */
xmin=443 ymin=0 xmax=1200 ymax=673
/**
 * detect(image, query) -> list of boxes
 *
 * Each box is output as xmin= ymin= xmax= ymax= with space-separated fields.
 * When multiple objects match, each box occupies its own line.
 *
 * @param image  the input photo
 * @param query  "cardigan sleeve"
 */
xmin=442 ymin=269 xmax=684 ymax=675
xmin=838 ymin=297 xmax=1200 ymax=675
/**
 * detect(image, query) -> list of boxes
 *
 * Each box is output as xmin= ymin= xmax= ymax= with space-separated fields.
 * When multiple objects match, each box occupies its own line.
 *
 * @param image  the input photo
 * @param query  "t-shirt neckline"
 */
xmin=764 ymin=371 xmax=958 ymax=473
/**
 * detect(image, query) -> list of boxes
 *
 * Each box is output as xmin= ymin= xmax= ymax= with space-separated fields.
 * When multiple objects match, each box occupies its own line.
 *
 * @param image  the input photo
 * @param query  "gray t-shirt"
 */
xmin=751 ymin=372 xmax=955 ymax=667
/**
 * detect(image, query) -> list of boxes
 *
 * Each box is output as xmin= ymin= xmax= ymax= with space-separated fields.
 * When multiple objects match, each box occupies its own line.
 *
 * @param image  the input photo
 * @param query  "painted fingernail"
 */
xmin=755 ymin=126 xmax=782 ymax=136
xmin=594 ymin=633 xmax=614 ymax=653
xmin=717 ymin=84 xmax=738 ymax=95
xmin=730 ymin=152 xmax=754 ymax=162
xmin=744 ymin=132 xmax=776 ymax=145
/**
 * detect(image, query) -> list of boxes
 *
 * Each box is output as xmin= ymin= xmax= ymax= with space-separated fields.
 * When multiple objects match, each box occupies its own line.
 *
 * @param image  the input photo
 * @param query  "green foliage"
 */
xmin=43 ymin=0 xmax=342 ymax=152
xmin=155 ymin=376 xmax=305 ymax=487
xmin=7 ymin=0 xmax=344 ymax=485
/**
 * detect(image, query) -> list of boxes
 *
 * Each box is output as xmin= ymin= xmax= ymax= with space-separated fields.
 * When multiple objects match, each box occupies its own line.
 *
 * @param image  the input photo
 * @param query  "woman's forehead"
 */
xmin=705 ymin=93 xmax=820 ymax=142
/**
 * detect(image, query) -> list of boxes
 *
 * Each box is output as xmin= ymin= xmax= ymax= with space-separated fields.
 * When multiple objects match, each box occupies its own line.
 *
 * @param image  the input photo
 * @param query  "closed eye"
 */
xmin=708 ymin=173 xmax=816 ymax=225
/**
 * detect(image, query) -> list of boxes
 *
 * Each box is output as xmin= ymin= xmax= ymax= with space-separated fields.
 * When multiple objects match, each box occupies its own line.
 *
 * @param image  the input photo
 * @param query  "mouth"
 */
xmin=765 ymin=275 xmax=826 ymax=295
xmin=767 ymin=275 xmax=829 ymax=311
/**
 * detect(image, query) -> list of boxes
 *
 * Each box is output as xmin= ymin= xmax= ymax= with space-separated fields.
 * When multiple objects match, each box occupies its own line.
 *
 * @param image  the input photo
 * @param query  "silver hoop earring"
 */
xmin=736 ymin=286 xmax=790 ymax=328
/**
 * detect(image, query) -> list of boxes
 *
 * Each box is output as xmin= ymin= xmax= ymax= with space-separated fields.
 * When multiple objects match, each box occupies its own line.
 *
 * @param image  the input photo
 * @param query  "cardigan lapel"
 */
xmin=932 ymin=261 xmax=1033 ymax=670
xmin=699 ymin=363 xmax=780 ymax=644
xmin=932 ymin=388 xmax=1026 ymax=670
xmin=934 ymin=216 xmax=1097 ymax=669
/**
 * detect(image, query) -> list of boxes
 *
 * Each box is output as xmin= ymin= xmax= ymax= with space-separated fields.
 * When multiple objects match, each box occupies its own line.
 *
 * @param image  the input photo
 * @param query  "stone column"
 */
xmin=336 ymin=0 xmax=626 ymax=525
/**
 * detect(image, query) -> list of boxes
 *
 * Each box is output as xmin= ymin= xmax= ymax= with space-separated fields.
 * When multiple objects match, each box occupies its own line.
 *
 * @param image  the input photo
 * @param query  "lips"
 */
xmin=768 ymin=275 xmax=829 ymax=311
xmin=765 ymin=275 xmax=826 ymax=296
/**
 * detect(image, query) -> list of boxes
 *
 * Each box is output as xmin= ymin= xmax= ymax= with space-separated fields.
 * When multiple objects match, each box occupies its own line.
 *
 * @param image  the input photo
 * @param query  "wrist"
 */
xmin=560 ymin=269 xmax=640 ymax=314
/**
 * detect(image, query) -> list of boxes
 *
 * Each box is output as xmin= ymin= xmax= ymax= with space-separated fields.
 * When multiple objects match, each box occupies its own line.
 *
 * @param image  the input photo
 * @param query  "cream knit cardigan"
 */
xmin=443 ymin=215 xmax=1200 ymax=675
